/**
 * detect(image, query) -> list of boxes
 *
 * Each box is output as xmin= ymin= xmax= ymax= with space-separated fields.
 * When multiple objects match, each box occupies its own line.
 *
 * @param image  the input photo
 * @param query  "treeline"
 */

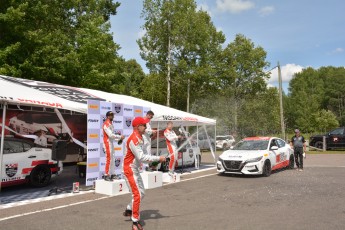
xmin=1 ymin=1 xmax=343 ymax=137
xmin=285 ymin=66 xmax=345 ymax=134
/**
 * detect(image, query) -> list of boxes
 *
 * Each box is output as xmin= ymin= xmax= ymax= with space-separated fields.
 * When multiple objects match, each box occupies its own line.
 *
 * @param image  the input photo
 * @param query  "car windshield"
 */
xmin=232 ymin=140 xmax=269 ymax=150
xmin=216 ymin=136 xmax=227 ymax=140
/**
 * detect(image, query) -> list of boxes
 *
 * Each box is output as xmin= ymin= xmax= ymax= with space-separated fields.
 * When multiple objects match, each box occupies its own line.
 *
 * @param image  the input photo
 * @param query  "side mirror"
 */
xmin=271 ymin=146 xmax=278 ymax=150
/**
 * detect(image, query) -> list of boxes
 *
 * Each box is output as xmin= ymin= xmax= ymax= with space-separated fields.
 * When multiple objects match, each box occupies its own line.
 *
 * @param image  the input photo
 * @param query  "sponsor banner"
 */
xmin=86 ymin=100 xmax=149 ymax=186
xmin=87 ymin=114 xmax=101 ymax=129
xmin=87 ymin=143 xmax=101 ymax=158
xmin=86 ymin=158 xmax=100 ymax=173
xmin=123 ymin=117 xmax=132 ymax=129
xmin=87 ymin=129 xmax=100 ymax=144
xmin=100 ymin=101 xmax=112 ymax=116
xmin=123 ymin=104 xmax=133 ymax=117
xmin=88 ymin=101 xmax=101 ymax=114
xmin=133 ymin=106 xmax=143 ymax=117
xmin=114 ymin=103 xmax=123 ymax=116
xmin=143 ymin=107 xmax=150 ymax=116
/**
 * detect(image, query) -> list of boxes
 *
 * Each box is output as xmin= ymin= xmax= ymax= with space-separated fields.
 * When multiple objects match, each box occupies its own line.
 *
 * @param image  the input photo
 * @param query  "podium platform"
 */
xmin=140 ymin=171 xmax=163 ymax=189
xmin=95 ymin=179 xmax=129 ymax=196
xmin=162 ymin=172 xmax=181 ymax=183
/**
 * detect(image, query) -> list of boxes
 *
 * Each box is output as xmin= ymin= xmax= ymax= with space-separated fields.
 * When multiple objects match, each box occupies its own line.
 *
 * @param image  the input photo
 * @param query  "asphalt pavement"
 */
xmin=1 ymin=154 xmax=345 ymax=230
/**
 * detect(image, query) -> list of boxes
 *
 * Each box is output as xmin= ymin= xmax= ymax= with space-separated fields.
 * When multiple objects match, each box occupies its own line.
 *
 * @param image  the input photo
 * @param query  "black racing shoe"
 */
xmin=111 ymin=174 xmax=120 ymax=180
xmin=123 ymin=209 xmax=132 ymax=217
xmin=132 ymin=222 xmax=144 ymax=230
xmin=103 ymin=175 xmax=113 ymax=181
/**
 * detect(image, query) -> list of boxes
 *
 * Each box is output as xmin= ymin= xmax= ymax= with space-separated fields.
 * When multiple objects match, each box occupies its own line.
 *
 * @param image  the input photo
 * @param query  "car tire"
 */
xmin=315 ymin=141 xmax=323 ymax=150
xmin=262 ymin=160 xmax=271 ymax=177
xmin=288 ymin=155 xmax=295 ymax=169
xmin=29 ymin=165 xmax=52 ymax=187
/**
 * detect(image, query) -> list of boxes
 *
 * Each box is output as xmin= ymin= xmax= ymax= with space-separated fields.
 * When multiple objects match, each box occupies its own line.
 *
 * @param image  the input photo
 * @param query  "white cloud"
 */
xmin=258 ymin=6 xmax=275 ymax=17
xmin=268 ymin=63 xmax=303 ymax=83
xmin=216 ymin=0 xmax=254 ymax=14
xmin=331 ymin=47 xmax=344 ymax=54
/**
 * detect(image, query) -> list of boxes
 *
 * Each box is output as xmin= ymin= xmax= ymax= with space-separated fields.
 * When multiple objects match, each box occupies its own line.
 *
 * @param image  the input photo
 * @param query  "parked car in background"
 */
xmin=217 ymin=137 xmax=294 ymax=177
xmin=216 ymin=135 xmax=235 ymax=150
xmin=151 ymin=138 xmax=201 ymax=172
xmin=196 ymin=134 xmax=215 ymax=151
xmin=1 ymin=137 xmax=63 ymax=187
xmin=309 ymin=127 xmax=345 ymax=150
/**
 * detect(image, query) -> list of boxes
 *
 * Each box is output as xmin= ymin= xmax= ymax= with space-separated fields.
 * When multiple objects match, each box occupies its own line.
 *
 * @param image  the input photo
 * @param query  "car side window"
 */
xmin=276 ymin=139 xmax=286 ymax=148
xmin=270 ymin=139 xmax=278 ymax=148
xmin=23 ymin=142 xmax=32 ymax=152
xmin=330 ymin=128 xmax=344 ymax=135
xmin=4 ymin=141 xmax=24 ymax=153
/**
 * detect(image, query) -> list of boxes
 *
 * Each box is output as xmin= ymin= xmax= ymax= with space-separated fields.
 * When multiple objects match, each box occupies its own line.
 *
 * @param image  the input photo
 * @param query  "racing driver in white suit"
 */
xmin=123 ymin=117 xmax=166 ymax=230
xmin=164 ymin=121 xmax=181 ymax=175
xmin=103 ymin=111 xmax=125 ymax=181
xmin=142 ymin=110 xmax=157 ymax=171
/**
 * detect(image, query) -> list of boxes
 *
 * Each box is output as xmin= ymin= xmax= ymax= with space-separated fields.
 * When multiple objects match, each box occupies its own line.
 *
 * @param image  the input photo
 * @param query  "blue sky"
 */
xmin=110 ymin=0 xmax=345 ymax=92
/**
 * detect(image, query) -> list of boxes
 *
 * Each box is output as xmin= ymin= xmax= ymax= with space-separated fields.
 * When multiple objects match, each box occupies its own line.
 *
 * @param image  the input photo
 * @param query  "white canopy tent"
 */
xmin=0 ymin=75 xmax=216 ymax=191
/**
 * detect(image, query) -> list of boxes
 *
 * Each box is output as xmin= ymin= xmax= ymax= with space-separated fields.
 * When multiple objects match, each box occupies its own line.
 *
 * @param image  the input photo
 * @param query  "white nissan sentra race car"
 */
xmin=217 ymin=137 xmax=294 ymax=177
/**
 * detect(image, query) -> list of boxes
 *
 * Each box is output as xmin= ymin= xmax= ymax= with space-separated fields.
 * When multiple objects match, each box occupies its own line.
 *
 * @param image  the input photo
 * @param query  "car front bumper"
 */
xmin=217 ymin=159 xmax=264 ymax=175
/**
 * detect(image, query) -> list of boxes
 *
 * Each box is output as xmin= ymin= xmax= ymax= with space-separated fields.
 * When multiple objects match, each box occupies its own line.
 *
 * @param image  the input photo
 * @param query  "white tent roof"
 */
xmin=0 ymin=75 xmax=216 ymax=126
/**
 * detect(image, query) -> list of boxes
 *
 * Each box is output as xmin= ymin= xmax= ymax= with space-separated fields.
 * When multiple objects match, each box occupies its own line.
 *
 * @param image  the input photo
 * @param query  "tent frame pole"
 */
xmin=0 ymin=102 xmax=8 ymax=192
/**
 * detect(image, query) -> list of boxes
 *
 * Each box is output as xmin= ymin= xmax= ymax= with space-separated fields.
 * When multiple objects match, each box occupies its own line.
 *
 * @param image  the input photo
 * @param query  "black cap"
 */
xmin=106 ymin=111 xmax=114 ymax=117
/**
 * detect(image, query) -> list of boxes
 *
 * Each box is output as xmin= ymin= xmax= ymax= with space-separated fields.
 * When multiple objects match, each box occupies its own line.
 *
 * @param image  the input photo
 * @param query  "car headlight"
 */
xmin=245 ymin=156 xmax=263 ymax=163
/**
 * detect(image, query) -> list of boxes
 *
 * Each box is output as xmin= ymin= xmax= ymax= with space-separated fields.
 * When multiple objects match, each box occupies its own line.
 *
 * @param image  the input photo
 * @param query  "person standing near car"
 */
xmin=164 ymin=121 xmax=182 ymax=175
xmin=142 ymin=110 xmax=157 ymax=171
xmin=103 ymin=111 xmax=125 ymax=181
xmin=290 ymin=129 xmax=306 ymax=171
xmin=34 ymin=129 xmax=47 ymax=147
xmin=122 ymin=117 xmax=166 ymax=230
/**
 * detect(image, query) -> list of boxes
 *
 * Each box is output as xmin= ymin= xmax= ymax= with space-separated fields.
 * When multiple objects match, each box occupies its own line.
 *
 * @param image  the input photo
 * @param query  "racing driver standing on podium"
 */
xmin=123 ymin=117 xmax=166 ymax=230
xmin=103 ymin=111 xmax=125 ymax=181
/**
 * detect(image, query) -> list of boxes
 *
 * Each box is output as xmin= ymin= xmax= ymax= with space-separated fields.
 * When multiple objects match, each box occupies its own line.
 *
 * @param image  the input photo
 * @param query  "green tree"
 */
xmin=0 ymin=0 xmax=122 ymax=91
xmin=138 ymin=0 xmax=225 ymax=109
xmin=217 ymin=34 xmax=270 ymax=133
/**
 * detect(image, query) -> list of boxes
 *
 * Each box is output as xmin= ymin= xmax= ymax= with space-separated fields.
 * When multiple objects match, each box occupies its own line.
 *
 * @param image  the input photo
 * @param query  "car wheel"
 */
xmin=262 ymin=160 xmax=271 ymax=177
xmin=315 ymin=141 xmax=323 ymax=149
xmin=288 ymin=155 xmax=295 ymax=169
xmin=30 ymin=165 xmax=52 ymax=187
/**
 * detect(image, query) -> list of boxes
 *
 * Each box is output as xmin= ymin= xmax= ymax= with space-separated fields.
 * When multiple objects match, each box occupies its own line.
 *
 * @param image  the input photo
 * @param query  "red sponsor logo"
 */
xmin=17 ymin=98 xmax=63 ymax=108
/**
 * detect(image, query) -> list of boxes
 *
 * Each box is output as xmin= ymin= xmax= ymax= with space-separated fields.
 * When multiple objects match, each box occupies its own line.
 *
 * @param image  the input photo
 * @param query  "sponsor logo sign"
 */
xmin=6 ymin=164 xmax=18 ymax=177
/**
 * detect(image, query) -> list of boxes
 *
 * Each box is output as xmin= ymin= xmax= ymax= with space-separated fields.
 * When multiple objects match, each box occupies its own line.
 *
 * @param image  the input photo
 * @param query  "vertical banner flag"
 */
xmin=86 ymin=100 xmax=150 ymax=186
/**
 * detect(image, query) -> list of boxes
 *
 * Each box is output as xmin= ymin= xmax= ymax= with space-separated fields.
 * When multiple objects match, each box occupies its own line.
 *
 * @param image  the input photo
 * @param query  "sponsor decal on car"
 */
xmin=6 ymin=164 xmax=18 ymax=177
xmin=189 ymin=149 xmax=194 ymax=158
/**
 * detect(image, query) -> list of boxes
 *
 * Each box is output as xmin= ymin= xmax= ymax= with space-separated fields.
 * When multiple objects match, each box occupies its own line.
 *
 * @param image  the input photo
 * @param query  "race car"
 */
xmin=151 ymin=139 xmax=201 ymax=172
xmin=1 ymin=137 xmax=63 ymax=187
xmin=217 ymin=137 xmax=294 ymax=177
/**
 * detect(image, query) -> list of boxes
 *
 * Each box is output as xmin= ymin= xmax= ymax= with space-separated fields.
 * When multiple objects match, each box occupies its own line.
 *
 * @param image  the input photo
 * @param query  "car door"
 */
xmin=2 ymin=140 xmax=27 ymax=182
xmin=269 ymin=139 xmax=279 ymax=167
xmin=327 ymin=127 xmax=344 ymax=148
xmin=276 ymin=139 xmax=289 ymax=163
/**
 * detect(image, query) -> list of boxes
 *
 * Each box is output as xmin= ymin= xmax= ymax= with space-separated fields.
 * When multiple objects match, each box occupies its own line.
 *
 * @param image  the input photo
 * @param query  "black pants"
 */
xmin=294 ymin=147 xmax=303 ymax=169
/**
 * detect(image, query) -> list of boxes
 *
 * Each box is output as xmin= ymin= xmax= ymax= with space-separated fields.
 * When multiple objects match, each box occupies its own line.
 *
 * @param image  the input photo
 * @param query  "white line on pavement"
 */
xmin=0 ymin=171 xmax=217 ymax=222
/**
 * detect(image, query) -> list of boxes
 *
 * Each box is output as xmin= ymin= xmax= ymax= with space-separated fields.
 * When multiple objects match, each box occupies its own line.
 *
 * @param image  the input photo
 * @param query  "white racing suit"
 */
xmin=142 ymin=119 xmax=153 ymax=170
xmin=103 ymin=119 xmax=121 ymax=175
xmin=123 ymin=130 xmax=160 ymax=222
xmin=164 ymin=129 xmax=178 ymax=171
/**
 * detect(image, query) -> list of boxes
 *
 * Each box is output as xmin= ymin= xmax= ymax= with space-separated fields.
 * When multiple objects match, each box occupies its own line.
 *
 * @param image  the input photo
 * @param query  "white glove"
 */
xmin=303 ymin=152 xmax=306 ymax=158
